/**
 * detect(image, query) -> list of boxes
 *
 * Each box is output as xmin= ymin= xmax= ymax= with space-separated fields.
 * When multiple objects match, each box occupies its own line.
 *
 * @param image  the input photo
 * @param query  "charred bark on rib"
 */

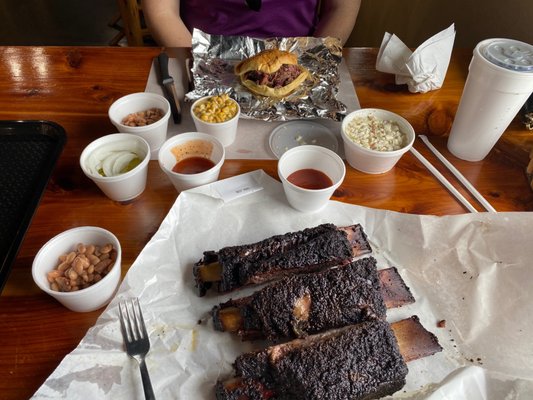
xmin=195 ymin=223 xmax=370 ymax=295
xmin=213 ymin=257 xmax=386 ymax=341
xmin=218 ymin=319 xmax=408 ymax=400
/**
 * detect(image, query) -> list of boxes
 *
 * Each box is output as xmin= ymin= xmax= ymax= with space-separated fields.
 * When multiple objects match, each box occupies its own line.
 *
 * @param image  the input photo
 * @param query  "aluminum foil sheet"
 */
xmin=186 ymin=29 xmax=347 ymax=121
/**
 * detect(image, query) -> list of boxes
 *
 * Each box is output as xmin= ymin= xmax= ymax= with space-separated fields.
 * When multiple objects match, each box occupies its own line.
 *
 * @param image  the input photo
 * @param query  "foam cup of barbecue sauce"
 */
xmin=278 ymin=145 xmax=345 ymax=213
xmin=158 ymin=132 xmax=225 ymax=192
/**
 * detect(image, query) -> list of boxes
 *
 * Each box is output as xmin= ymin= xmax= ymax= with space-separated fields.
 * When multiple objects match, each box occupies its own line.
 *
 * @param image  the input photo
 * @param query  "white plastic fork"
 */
xmin=119 ymin=298 xmax=156 ymax=400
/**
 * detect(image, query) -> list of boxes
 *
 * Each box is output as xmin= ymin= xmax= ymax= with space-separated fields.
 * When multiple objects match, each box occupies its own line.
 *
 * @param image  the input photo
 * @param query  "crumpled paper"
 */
xmin=376 ymin=24 xmax=456 ymax=93
xmin=31 ymin=170 xmax=533 ymax=399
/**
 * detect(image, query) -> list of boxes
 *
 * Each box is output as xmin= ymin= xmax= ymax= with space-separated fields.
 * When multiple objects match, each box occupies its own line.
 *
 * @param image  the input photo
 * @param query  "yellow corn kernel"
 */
xmin=194 ymin=94 xmax=238 ymax=123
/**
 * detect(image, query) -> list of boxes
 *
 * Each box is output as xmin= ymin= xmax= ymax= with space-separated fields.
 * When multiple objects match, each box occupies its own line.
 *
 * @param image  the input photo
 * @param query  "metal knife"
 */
xmin=157 ymin=52 xmax=182 ymax=124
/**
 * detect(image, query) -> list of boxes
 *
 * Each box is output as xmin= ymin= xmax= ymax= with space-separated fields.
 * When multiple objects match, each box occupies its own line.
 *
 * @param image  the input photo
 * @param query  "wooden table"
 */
xmin=0 ymin=46 xmax=532 ymax=399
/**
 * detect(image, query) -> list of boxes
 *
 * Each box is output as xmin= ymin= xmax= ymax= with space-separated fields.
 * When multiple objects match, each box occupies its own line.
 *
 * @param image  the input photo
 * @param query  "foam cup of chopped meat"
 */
xmin=341 ymin=108 xmax=415 ymax=174
xmin=108 ymin=92 xmax=171 ymax=160
xmin=278 ymin=145 xmax=345 ymax=213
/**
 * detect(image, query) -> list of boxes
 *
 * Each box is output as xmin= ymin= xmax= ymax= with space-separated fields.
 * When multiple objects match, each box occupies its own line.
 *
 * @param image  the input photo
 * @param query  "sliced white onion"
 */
xmin=86 ymin=138 xmax=145 ymax=177
xmin=101 ymin=152 xmax=125 ymax=177
xmin=111 ymin=152 xmax=138 ymax=176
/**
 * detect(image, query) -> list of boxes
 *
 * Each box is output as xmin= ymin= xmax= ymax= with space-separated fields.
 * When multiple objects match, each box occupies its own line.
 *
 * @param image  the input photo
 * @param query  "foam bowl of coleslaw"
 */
xmin=341 ymin=108 xmax=415 ymax=174
xmin=80 ymin=133 xmax=150 ymax=202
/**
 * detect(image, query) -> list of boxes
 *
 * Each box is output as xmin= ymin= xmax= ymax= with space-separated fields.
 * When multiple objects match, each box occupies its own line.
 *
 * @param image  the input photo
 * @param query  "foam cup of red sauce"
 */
xmin=158 ymin=132 xmax=225 ymax=192
xmin=278 ymin=145 xmax=345 ymax=212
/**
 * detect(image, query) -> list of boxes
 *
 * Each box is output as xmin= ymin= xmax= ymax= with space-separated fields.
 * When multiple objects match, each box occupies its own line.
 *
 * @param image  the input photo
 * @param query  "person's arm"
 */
xmin=314 ymin=0 xmax=361 ymax=46
xmin=142 ymin=0 xmax=192 ymax=47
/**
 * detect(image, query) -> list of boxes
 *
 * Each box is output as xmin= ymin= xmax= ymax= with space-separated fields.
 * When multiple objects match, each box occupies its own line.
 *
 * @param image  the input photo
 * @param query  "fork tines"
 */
xmin=119 ymin=297 xmax=148 ymax=343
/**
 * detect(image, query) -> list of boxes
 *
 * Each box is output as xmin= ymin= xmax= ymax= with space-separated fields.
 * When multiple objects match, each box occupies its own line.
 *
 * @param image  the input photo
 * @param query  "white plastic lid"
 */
xmin=481 ymin=39 xmax=533 ymax=72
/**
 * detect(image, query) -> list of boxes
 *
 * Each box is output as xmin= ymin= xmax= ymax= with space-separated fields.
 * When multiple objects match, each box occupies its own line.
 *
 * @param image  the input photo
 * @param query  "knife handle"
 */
xmin=158 ymin=52 xmax=170 ymax=80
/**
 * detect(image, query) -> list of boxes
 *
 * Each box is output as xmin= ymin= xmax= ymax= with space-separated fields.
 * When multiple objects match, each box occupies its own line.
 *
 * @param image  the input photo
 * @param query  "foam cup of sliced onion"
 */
xmin=80 ymin=133 xmax=150 ymax=202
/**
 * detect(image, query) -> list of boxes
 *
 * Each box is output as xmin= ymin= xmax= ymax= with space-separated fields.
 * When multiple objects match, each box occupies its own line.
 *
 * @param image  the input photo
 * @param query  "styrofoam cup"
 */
xmin=448 ymin=38 xmax=533 ymax=161
xmin=108 ymin=92 xmax=171 ymax=159
xmin=190 ymin=96 xmax=240 ymax=147
xmin=32 ymin=226 xmax=121 ymax=312
xmin=158 ymin=132 xmax=225 ymax=192
xmin=80 ymin=133 xmax=150 ymax=202
xmin=278 ymin=145 xmax=345 ymax=213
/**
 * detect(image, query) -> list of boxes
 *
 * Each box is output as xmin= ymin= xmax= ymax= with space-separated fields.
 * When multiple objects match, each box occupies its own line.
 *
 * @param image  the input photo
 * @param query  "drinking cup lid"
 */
xmin=481 ymin=39 xmax=533 ymax=72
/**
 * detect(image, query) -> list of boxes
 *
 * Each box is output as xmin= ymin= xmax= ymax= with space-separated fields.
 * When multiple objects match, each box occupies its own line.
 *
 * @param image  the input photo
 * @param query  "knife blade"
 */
xmin=157 ymin=52 xmax=182 ymax=124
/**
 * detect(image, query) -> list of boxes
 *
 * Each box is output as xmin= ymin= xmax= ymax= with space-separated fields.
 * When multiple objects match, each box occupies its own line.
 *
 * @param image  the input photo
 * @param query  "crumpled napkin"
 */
xmin=376 ymin=24 xmax=456 ymax=93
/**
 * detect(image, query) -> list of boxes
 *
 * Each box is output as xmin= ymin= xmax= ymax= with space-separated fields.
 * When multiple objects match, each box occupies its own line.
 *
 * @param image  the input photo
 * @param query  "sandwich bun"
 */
xmin=235 ymin=49 xmax=309 ymax=98
xmin=235 ymin=49 xmax=298 ymax=75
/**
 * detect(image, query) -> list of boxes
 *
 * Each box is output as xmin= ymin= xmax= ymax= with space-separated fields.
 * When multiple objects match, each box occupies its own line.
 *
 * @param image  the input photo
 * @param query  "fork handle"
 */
xmin=139 ymin=358 xmax=156 ymax=400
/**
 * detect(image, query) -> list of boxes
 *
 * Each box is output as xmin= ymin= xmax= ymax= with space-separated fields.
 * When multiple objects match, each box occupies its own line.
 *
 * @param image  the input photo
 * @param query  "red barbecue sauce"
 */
xmin=172 ymin=157 xmax=215 ymax=174
xmin=287 ymin=169 xmax=333 ymax=190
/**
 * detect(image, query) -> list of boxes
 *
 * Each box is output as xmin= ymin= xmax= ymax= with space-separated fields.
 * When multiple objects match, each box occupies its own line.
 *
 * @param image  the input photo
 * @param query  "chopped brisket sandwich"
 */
xmin=235 ymin=49 xmax=309 ymax=98
xmin=212 ymin=257 xmax=415 ymax=341
xmin=194 ymin=223 xmax=372 ymax=296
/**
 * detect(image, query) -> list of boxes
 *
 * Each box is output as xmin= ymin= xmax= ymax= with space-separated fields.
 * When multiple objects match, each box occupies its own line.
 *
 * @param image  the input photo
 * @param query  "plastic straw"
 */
xmin=419 ymin=135 xmax=497 ymax=213
xmin=409 ymin=147 xmax=478 ymax=213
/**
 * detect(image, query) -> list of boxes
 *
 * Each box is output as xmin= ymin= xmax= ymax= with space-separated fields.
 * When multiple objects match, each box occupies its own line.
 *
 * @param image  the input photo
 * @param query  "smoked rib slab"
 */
xmin=216 ymin=316 xmax=442 ymax=400
xmin=194 ymin=223 xmax=372 ymax=296
xmin=212 ymin=257 xmax=415 ymax=341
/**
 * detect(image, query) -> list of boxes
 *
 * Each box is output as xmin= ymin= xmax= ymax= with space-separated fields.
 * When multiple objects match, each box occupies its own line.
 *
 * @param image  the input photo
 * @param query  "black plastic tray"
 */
xmin=0 ymin=121 xmax=66 ymax=293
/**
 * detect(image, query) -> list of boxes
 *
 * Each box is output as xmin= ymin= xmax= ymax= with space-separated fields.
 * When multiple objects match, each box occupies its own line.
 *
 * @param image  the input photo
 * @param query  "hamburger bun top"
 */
xmin=235 ymin=49 xmax=299 ymax=76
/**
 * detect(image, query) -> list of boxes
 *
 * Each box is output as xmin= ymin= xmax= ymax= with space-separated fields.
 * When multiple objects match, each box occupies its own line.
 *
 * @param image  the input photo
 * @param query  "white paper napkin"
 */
xmin=376 ymin=24 xmax=456 ymax=93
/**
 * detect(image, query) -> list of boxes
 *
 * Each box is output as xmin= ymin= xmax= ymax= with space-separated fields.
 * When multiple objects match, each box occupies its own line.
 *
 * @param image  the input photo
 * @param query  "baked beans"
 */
xmin=47 ymin=243 xmax=116 ymax=292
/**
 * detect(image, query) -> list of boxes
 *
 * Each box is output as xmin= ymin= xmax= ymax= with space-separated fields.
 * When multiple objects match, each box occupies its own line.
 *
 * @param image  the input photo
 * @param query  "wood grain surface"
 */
xmin=0 ymin=46 xmax=532 ymax=399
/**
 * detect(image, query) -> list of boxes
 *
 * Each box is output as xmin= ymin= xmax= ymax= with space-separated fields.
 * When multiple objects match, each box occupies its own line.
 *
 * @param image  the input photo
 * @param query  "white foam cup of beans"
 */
xmin=32 ymin=226 xmax=122 ymax=312
xmin=108 ymin=92 xmax=171 ymax=160
xmin=190 ymin=95 xmax=241 ymax=147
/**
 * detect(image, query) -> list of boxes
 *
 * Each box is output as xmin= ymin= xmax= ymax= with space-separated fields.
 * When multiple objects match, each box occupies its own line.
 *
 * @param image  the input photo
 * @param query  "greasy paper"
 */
xmin=32 ymin=171 xmax=533 ymax=399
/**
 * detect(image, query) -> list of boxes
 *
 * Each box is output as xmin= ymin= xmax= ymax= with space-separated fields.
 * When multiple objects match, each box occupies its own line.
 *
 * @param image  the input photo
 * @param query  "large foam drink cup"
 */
xmin=447 ymin=39 xmax=533 ymax=161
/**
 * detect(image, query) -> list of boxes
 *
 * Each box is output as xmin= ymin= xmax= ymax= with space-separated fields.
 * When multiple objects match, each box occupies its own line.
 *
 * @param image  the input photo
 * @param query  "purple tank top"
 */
xmin=181 ymin=0 xmax=319 ymax=38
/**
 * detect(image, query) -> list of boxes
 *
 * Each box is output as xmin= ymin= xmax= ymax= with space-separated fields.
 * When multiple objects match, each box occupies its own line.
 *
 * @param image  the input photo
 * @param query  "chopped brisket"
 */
xmin=218 ymin=319 xmax=409 ymax=400
xmin=244 ymin=64 xmax=303 ymax=88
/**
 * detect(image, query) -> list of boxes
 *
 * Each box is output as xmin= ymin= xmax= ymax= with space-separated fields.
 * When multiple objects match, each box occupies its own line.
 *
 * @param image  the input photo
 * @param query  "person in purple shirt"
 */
xmin=142 ymin=0 xmax=360 ymax=47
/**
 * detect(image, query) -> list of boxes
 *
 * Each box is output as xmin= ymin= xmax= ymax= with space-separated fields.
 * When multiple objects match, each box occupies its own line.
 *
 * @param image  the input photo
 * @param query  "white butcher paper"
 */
xmin=32 ymin=170 xmax=533 ymax=399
